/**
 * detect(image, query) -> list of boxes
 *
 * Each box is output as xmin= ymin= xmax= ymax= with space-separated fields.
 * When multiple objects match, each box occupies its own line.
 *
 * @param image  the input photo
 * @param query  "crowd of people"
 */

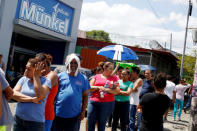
xmin=0 ymin=52 xmax=195 ymax=131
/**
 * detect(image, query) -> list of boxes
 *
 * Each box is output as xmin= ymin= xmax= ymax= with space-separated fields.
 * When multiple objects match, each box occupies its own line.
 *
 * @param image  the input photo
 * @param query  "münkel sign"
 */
xmin=15 ymin=0 xmax=74 ymax=36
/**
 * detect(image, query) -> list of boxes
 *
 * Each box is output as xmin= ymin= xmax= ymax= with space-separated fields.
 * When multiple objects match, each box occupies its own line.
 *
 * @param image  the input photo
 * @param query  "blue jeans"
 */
xmin=87 ymin=100 xmax=115 ymax=131
xmin=128 ymin=104 xmax=137 ymax=131
xmin=51 ymin=116 xmax=80 ymax=131
xmin=174 ymin=99 xmax=184 ymax=119
xmin=13 ymin=115 xmax=44 ymax=131
xmin=137 ymin=112 xmax=142 ymax=131
xmin=45 ymin=120 xmax=53 ymax=131
xmin=185 ymin=94 xmax=192 ymax=109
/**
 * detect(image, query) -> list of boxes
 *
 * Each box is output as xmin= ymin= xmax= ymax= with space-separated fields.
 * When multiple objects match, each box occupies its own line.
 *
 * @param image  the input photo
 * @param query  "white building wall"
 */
xmin=0 ymin=0 xmax=18 ymax=70
xmin=60 ymin=0 xmax=83 ymax=59
xmin=0 ymin=0 xmax=83 ymax=67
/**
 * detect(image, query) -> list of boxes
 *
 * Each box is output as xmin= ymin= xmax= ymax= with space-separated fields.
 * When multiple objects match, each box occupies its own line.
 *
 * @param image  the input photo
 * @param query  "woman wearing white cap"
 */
xmin=51 ymin=54 xmax=90 ymax=131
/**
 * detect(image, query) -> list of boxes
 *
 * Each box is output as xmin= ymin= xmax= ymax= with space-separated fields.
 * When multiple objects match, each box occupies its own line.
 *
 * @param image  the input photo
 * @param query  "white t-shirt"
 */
xmin=176 ymin=84 xmax=190 ymax=101
xmin=164 ymin=80 xmax=176 ymax=100
xmin=0 ymin=68 xmax=5 ymax=76
xmin=130 ymin=78 xmax=142 ymax=105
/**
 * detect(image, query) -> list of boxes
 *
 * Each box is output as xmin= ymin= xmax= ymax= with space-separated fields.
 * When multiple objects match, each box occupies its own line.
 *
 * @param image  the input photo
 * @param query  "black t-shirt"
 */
xmin=139 ymin=79 xmax=154 ymax=99
xmin=139 ymin=93 xmax=170 ymax=131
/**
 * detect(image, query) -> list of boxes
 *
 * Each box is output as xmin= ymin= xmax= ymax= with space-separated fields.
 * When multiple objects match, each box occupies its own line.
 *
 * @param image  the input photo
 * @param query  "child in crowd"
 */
xmin=137 ymin=73 xmax=170 ymax=131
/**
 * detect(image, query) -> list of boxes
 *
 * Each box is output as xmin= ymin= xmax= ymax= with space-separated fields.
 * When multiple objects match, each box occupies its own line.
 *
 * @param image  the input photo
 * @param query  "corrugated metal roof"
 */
xmin=77 ymin=38 xmax=178 ymax=61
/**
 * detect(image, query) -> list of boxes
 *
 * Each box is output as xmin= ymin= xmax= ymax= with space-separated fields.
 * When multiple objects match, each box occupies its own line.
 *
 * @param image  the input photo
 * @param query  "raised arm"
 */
xmin=33 ymin=63 xmax=50 ymax=100
xmin=33 ymin=76 xmax=50 ymax=100
xmin=111 ymin=63 xmax=119 ymax=76
xmin=188 ymin=85 xmax=193 ymax=95
xmin=187 ymin=84 xmax=191 ymax=89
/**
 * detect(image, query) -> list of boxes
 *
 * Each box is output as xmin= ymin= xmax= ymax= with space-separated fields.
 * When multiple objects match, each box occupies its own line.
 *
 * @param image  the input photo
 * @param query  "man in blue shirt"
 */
xmin=139 ymin=69 xmax=154 ymax=99
xmin=137 ymin=69 xmax=154 ymax=131
xmin=51 ymin=54 xmax=90 ymax=131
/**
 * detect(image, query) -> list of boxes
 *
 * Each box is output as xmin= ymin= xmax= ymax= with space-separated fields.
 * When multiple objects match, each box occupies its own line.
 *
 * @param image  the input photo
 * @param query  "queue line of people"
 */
xmin=0 ymin=52 xmax=194 ymax=131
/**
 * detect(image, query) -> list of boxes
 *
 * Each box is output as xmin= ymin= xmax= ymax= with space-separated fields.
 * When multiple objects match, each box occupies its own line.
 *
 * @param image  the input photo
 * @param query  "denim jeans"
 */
xmin=112 ymin=101 xmax=130 ymax=131
xmin=174 ymin=99 xmax=184 ymax=119
xmin=185 ymin=94 xmax=192 ymax=109
xmin=51 ymin=116 xmax=80 ymax=131
xmin=44 ymin=120 xmax=53 ymax=131
xmin=87 ymin=100 xmax=115 ymax=131
xmin=137 ymin=112 xmax=142 ymax=131
xmin=128 ymin=104 xmax=137 ymax=131
xmin=13 ymin=115 xmax=44 ymax=131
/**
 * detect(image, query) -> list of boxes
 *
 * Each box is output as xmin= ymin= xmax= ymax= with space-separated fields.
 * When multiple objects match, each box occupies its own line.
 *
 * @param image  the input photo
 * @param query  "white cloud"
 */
xmin=152 ymin=0 xmax=197 ymax=11
xmin=79 ymin=1 xmax=197 ymax=55
xmin=79 ymin=1 xmax=163 ymax=33
xmin=152 ymin=0 xmax=190 ymax=5
xmin=170 ymin=0 xmax=187 ymax=5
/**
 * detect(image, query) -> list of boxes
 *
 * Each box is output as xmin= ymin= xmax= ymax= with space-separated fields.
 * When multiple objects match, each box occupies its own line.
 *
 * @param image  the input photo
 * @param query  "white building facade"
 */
xmin=0 ymin=0 xmax=82 ymax=71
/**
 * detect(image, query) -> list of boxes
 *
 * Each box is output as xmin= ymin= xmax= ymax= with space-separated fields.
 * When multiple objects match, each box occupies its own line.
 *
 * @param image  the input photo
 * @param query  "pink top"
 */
xmin=90 ymin=74 xmax=118 ymax=102
xmin=175 ymin=84 xmax=190 ymax=100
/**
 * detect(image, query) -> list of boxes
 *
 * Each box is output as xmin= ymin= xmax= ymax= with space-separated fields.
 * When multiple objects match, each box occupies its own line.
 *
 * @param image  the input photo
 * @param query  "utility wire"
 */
xmin=109 ymin=32 xmax=170 ymax=38
xmin=177 ymin=0 xmax=186 ymax=11
xmin=145 ymin=0 xmax=168 ymax=30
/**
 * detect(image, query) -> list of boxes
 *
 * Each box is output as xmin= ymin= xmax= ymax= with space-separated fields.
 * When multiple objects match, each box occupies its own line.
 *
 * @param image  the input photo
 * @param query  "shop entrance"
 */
xmin=7 ymin=32 xmax=67 ymax=83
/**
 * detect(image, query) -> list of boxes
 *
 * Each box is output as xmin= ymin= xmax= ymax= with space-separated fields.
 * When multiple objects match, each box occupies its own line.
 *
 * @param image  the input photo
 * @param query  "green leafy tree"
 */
xmin=86 ymin=30 xmax=112 ymax=42
xmin=177 ymin=54 xmax=196 ymax=84
xmin=134 ymin=45 xmax=141 ymax=48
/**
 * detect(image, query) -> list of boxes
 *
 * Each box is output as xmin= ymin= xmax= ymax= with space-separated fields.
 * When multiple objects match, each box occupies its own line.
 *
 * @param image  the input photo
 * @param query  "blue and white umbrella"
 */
xmin=138 ymin=64 xmax=156 ymax=71
xmin=97 ymin=45 xmax=138 ymax=61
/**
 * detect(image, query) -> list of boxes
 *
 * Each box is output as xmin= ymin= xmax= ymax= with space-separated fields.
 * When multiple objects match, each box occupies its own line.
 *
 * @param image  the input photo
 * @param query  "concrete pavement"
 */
xmin=9 ymin=102 xmax=190 ymax=131
xmin=163 ymin=109 xmax=190 ymax=131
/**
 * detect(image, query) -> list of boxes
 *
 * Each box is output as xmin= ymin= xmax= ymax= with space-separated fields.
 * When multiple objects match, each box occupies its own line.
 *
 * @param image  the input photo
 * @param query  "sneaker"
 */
xmin=178 ymin=117 xmax=181 ymax=121
xmin=183 ymin=108 xmax=187 ymax=113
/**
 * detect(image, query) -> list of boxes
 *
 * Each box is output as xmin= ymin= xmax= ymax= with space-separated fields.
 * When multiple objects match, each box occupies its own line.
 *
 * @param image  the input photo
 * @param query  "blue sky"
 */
xmin=79 ymin=0 xmax=197 ymax=54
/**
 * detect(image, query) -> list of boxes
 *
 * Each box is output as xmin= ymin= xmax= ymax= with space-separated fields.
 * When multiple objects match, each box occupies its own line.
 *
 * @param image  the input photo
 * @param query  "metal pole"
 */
xmin=170 ymin=33 xmax=172 ymax=51
xmin=149 ymin=51 xmax=152 ymax=66
xmin=180 ymin=0 xmax=192 ymax=79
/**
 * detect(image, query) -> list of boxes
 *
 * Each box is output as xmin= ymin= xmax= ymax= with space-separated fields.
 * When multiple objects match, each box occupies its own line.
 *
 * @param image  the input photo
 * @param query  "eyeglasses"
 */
xmin=121 ymin=73 xmax=128 ymax=76
xmin=106 ymin=67 xmax=113 ymax=71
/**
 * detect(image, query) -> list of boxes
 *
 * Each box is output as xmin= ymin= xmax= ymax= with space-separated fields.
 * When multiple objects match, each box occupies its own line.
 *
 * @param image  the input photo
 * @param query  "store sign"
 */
xmin=15 ymin=0 xmax=74 ymax=36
